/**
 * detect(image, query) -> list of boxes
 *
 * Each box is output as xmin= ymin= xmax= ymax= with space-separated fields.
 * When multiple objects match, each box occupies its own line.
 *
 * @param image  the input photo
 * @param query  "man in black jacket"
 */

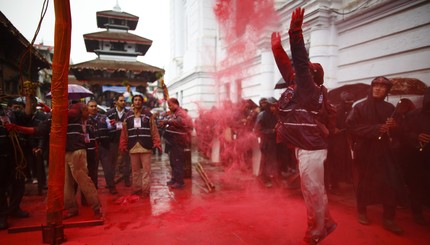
xmin=275 ymin=8 xmax=336 ymax=244
xmin=106 ymin=95 xmax=130 ymax=187
xmin=346 ymin=76 xmax=405 ymax=234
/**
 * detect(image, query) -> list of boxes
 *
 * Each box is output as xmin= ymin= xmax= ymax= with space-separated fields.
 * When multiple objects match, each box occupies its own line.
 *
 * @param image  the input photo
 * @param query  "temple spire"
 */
xmin=113 ymin=0 xmax=121 ymax=12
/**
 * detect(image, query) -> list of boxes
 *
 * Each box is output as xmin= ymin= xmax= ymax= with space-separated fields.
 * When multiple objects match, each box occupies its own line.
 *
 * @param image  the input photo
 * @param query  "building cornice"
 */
xmin=336 ymin=0 xmax=428 ymax=33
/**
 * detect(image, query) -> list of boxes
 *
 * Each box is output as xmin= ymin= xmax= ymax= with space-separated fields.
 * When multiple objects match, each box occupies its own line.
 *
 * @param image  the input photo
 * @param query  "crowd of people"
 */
xmin=192 ymin=7 xmax=429 ymax=245
xmin=0 ymin=93 xmax=192 ymax=230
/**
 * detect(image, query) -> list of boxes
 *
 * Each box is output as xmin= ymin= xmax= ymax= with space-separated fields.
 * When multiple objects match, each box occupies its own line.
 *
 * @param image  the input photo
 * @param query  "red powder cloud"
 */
xmin=213 ymin=0 xmax=280 ymax=83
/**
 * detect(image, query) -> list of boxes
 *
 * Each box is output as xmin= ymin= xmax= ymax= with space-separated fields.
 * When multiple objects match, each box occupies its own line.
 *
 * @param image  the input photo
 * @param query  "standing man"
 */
xmin=161 ymin=98 xmax=193 ymax=189
xmin=0 ymin=103 xmax=30 ymax=229
xmin=120 ymin=95 xmax=161 ymax=196
xmin=400 ymin=87 xmax=430 ymax=225
xmin=346 ymin=76 xmax=405 ymax=234
xmin=254 ymin=98 xmax=278 ymax=188
xmin=87 ymin=100 xmax=117 ymax=194
xmin=107 ymin=95 xmax=131 ymax=187
xmin=64 ymin=102 xmax=102 ymax=219
xmin=275 ymin=8 xmax=336 ymax=244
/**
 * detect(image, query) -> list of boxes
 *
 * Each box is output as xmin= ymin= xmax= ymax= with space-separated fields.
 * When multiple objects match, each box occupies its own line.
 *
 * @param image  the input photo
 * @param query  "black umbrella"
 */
xmin=244 ymin=99 xmax=258 ymax=109
xmin=327 ymin=83 xmax=370 ymax=105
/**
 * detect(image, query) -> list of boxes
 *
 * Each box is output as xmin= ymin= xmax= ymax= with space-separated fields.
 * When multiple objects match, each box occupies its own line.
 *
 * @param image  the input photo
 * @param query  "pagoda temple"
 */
xmin=69 ymin=2 xmax=164 ymax=106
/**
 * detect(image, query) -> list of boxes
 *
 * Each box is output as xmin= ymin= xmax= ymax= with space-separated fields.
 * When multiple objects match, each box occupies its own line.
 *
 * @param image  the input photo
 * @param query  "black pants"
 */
xmin=169 ymin=145 xmax=185 ymax=185
xmin=0 ymin=154 xmax=26 ymax=218
xmin=86 ymin=149 xmax=99 ymax=189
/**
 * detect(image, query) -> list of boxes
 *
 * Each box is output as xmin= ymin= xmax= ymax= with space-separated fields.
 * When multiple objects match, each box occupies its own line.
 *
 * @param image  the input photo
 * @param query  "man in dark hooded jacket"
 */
xmin=346 ymin=76 xmax=405 ymax=234
xmin=400 ymin=87 xmax=430 ymax=225
xmin=254 ymin=98 xmax=278 ymax=188
xmin=274 ymin=8 xmax=336 ymax=244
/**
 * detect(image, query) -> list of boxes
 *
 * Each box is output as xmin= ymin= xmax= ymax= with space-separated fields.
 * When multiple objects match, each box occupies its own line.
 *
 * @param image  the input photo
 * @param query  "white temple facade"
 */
xmin=166 ymin=0 xmax=430 ymax=118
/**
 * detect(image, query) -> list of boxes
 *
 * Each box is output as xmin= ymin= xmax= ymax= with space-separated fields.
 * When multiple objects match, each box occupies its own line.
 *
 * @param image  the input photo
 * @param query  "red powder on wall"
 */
xmin=213 ymin=0 xmax=280 ymax=84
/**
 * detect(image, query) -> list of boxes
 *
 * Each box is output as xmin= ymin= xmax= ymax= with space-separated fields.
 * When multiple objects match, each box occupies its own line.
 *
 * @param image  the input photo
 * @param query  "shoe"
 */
xmin=325 ymin=222 xmax=337 ymax=236
xmin=114 ymin=175 xmax=124 ymax=184
xmin=109 ymin=187 xmax=118 ymax=195
xmin=10 ymin=209 xmax=30 ymax=218
xmin=0 ymin=217 xmax=8 ymax=230
xmin=265 ymin=180 xmax=273 ymax=188
xmin=413 ymin=214 xmax=428 ymax=226
xmin=81 ymin=197 xmax=89 ymax=206
xmin=383 ymin=219 xmax=404 ymax=235
xmin=358 ymin=213 xmax=370 ymax=225
xmin=171 ymin=183 xmax=185 ymax=189
xmin=93 ymin=209 xmax=104 ymax=220
xmin=124 ymin=178 xmax=131 ymax=187
xmin=132 ymin=190 xmax=143 ymax=195
xmin=63 ymin=211 xmax=78 ymax=220
xmin=328 ymin=185 xmax=341 ymax=195
xmin=302 ymin=234 xmax=324 ymax=245
xmin=166 ymin=179 xmax=176 ymax=185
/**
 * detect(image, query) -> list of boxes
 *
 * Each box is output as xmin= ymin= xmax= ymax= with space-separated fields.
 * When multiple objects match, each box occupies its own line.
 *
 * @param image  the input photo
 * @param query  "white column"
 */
xmin=259 ymin=50 xmax=276 ymax=98
xmin=308 ymin=17 xmax=338 ymax=89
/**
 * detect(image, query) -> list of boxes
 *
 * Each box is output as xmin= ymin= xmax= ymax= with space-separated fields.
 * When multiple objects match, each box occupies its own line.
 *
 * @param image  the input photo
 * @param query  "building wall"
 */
xmin=166 ymin=0 xmax=430 ymax=118
xmin=336 ymin=0 xmax=430 ymax=86
xmin=167 ymin=0 xmax=217 ymax=117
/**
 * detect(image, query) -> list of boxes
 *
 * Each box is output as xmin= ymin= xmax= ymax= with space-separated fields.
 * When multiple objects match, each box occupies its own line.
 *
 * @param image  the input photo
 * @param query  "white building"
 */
xmin=166 ymin=0 xmax=430 ymax=118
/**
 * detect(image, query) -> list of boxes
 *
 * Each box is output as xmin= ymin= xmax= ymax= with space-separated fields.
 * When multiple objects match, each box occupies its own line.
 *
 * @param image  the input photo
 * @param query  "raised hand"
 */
xmin=271 ymin=32 xmax=281 ymax=48
xmin=290 ymin=7 xmax=304 ymax=31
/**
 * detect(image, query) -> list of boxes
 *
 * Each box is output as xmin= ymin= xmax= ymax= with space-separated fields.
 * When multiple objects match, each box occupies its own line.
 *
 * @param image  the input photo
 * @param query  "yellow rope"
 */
xmin=8 ymin=130 xmax=27 ymax=179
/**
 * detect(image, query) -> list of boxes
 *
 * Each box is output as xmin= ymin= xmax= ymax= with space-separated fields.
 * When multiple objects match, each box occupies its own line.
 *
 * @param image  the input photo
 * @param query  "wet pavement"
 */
xmin=1 ymin=151 xmax=430 ymax=245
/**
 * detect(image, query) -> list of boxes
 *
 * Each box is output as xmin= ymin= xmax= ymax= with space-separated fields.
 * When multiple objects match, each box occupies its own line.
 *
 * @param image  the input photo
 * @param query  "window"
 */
xmin=224 ymin=83 xmax=231 ymax=101
xmin=235 ymin=79 xmax=242 ymax=102
xmin=111 ymin=42 xmax=125 ymax=51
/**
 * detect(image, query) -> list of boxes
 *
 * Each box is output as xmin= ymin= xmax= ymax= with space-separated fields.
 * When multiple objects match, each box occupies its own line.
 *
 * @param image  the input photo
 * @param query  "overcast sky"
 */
xmin=0 ymin=0 xmax=170 ymax=69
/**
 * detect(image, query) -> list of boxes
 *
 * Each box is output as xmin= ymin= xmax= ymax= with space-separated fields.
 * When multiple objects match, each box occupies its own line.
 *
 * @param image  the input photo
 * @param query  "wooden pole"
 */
xmin=46 ymin=0 xmax=71 ymax=226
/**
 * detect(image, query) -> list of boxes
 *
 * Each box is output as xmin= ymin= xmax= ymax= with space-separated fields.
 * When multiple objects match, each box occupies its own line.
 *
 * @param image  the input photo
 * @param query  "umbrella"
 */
xmin=245 ymin=99 xmax=258 ymax=109
xmin=13 ymin=96 xmax=44 ymax=104
xmin=275 ymin=78 xmax=288 ymax=89
xmin=327 ymin=83 xmax=370 ymax=105
xmin=389 ymin=77 xmax=428 ymax=95
xmin=46 ymin=84 xmax=94 ymax=100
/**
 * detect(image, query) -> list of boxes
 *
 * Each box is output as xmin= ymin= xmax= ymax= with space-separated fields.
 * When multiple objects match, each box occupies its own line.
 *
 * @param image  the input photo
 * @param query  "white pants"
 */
xmin=295 ymin=148 xmax=334 ymax=238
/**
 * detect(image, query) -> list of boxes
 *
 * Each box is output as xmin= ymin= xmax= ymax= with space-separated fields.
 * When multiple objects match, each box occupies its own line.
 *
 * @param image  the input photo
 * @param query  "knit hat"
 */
xmin=309 ymin=62 xmax=324 ymax=86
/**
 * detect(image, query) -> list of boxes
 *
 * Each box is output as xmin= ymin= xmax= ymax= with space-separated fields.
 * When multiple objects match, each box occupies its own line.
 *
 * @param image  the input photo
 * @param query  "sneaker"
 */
xmin=171 ymin=183 xmax=185 ymax=189
xmin=93 ymin=209 xmax=104 ymax=220
xmin=325 ymin=222 xmax=337 ymax=236
xmin=383 ymin=219 xmax=404 ymax=235
xmin=358 ymin=213 xmax=370 ymax=225
xmin=10 ymin=209 xmax=30 ymax=218
xmin=63 ymin=210 xmax=78 ymax=220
